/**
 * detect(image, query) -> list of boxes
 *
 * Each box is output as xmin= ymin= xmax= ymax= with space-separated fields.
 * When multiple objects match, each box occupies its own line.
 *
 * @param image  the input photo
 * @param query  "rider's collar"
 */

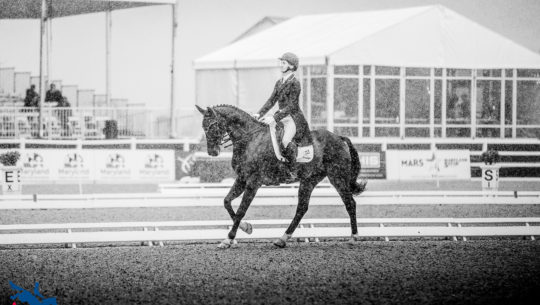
xmin=281 ymin=73 xmax=294 ymax=83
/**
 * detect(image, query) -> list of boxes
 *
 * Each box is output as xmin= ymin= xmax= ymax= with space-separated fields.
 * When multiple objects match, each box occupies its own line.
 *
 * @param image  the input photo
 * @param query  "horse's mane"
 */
xmin=213 ymin=104 xmax=266 ymax=127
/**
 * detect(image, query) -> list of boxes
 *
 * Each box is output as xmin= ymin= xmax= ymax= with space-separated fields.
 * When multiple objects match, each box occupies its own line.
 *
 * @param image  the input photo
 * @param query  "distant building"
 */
xmin=194 ymin=5 xmax=540 ymax=139
xmin=231 ymin=16 xmax=288 ymax=42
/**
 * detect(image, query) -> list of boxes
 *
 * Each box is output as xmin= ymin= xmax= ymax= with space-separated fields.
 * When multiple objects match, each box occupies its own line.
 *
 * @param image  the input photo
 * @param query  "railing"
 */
xmin=0 ymin=106 xmax=171 ymax=139
xmin=1 ymin=218 xmax=538 ymax=247
xmin=1 ymin=190 xmax=538 ymax=247
xmin=1 ymin=190 xmax=539 ymax=209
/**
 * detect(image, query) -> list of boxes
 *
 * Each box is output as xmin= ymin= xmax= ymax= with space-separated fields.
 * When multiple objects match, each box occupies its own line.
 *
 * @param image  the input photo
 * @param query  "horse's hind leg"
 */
xmin=328 ymin=176 xmax=359 ymax=240
xmin=274 ymin=177 xmax=323 ymax=248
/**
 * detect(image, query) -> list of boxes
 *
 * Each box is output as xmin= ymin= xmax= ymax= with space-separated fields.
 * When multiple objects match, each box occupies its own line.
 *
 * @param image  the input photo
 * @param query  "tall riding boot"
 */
xmin=284 ymin=142 xmax=298 ymax=182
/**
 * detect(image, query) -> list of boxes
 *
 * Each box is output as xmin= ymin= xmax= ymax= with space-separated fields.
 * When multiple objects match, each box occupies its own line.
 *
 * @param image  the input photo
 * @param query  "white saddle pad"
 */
xmin=268 ymin=123 xmax=314 ymax=163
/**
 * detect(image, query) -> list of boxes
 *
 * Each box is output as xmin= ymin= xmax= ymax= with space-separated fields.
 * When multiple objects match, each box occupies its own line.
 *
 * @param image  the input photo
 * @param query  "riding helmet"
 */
xmin=278 ymin=52 xmax=299 ymax=71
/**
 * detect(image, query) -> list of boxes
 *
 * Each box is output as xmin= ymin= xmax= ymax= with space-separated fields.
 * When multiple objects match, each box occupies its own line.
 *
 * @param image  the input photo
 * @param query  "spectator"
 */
xmin=24 ymin=84 xmax=39 ymax=107
xmin=57 ymin=97 xmax=73 ymax=136
xmin=45 ymin=83 xmax=63 ymax=104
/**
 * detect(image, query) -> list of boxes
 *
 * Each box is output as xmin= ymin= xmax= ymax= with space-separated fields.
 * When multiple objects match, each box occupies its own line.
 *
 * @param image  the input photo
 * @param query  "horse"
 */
xmin=196 ymin=104 xmax=367 ymax=248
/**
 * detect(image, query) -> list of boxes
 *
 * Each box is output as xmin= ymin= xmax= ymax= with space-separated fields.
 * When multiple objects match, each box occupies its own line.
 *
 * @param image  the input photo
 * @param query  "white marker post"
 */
xmin=481 ymin=164 xmax=501 ymax=192
xmin=0 ymin=166 xmax=22 ymax=195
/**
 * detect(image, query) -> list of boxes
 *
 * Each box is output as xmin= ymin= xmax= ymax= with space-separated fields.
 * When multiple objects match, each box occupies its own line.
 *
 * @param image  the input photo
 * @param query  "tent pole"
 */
xmin=38 ymin=0 xmax=47 ymax=139
xmin=169 ymin=3 xmax=177 ymax=138
xmin=106 ymin=5 xmax=112 ymax=108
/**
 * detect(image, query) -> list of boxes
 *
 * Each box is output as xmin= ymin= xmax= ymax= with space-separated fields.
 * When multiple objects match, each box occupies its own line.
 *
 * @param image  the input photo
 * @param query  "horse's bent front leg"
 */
xmin=219 ymin=181 xmax=260 ymax=248
xmin=223 ymin=178 xmax=253 ymax=234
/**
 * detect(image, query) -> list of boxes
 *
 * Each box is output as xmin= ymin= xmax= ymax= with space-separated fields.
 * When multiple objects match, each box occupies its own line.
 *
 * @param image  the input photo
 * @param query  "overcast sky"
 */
xmin=0 ymin=0 xmax=539 ymax=113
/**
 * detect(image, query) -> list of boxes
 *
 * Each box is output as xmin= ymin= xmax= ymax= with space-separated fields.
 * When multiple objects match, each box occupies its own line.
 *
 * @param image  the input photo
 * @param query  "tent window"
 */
xmin=334 ymin=78 xmax=358 ymax=124
xmin=405 ymin=79 xmax=430 ymax=125
xmin=476 ymin=80 xmax=502 ymax=138
xmin=375 ymin=66 xmax=400 ymax=76
xmin=335 ymin=127 xmax=358 ymax=137
xmin=363 ymin=79 xmax=370 ymax=124
xmin=405 ymin=68 xmax=430 ymax=77
xmin=447 ymin=69 xmax=471 ymax=77
xmin=446 ymin=80 xmax=471 ymax=137
xmin=310 ymin=78 xmax=327 ymax=126
xmin=334 ymin=66 xmax=359 ymax=75
xmin=517 ymin=69 xmax=540 ymax=78
xmin=310 ymin=66 xmax=327 ymax=76
xmin=504 ymin=80 xmax=513 ymax=125
xmin=517 ymin=81 xmax=540 ymax=126
xmin=375 ymin=79 xmax=400 ymax=124
xmin=517 ymin=128 xmax=540 ymax=138
xmin=477 ymin=69 xmax=501 ymax=77
xmin=435 ymin=80 xmax=442 ymax=125
xmin=476 ymin=80 xmax=501 ymax=125
xmin=363 ymin=66 xmax=371 ymax=76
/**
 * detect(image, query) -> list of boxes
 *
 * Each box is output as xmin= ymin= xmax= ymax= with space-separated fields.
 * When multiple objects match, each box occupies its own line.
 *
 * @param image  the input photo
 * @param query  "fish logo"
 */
xmin=9 ymin=281 xmax=57 ymax=305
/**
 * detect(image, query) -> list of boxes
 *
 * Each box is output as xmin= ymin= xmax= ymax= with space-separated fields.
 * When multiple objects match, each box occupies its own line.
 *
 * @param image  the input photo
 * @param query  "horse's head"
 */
xmin=196 ymin=105 xmax=227 ymax=156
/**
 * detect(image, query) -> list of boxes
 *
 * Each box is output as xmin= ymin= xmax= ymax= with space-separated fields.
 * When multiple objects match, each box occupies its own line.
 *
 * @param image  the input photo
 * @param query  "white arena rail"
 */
xmin=1 ymin=218 xmax=538 ymax=247
xmin=1 ymin=189 xmax=539 ymax=209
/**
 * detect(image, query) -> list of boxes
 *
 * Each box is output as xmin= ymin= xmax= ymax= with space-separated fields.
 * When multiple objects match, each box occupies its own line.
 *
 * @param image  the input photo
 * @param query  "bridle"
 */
xmin=204 ymin=116 xmax=264 ymax=149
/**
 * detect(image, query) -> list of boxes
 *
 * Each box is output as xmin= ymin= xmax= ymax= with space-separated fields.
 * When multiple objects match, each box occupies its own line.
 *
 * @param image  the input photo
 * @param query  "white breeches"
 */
xmin=281 ymin=115 xmax=296 ymax=147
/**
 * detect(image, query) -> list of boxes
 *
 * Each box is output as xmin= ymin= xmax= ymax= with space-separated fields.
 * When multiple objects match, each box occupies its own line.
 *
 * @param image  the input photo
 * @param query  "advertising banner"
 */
xmin=386 ymin=150 xmax=470 ymax=180
xmin=4 ymin=149 xmax=175 ymax=183
xmin=358 ymin=152 xmax=386 ymax=179
xmin=94 ymin=150 xmax=133 ymax=181
xmin=56 ymin=150 xmax=94 ymax=181
xmin=136 ymin=150 xmax=175 ymax=180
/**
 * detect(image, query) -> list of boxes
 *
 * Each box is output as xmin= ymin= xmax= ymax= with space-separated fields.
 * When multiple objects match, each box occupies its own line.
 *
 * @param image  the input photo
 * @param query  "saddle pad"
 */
xmin=269 ymin=123 xmax=314 ymax=163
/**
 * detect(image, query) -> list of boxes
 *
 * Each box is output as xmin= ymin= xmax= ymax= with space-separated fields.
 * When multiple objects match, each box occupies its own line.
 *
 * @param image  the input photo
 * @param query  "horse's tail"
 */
xmin=340 ymin=136 xmax=367 ymax=196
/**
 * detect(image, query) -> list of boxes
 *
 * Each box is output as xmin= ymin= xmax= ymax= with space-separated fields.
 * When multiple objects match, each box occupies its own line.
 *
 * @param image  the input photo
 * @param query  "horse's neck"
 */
xmin=217 ymin=107 xmax=261 ymax=138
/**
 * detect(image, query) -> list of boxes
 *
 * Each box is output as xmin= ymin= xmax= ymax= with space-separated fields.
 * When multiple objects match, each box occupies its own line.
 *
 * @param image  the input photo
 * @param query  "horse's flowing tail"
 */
xmin=341 ymin=136 xmax=367 ymax=196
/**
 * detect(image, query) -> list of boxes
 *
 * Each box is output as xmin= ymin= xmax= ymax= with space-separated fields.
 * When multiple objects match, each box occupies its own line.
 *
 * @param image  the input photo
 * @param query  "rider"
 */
xmin=255 ymin=52 xmax=311 ymax=181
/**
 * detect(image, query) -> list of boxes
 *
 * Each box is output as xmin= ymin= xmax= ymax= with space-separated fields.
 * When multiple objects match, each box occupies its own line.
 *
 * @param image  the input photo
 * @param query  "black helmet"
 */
xmin=278 ymin=52 xmax=299 ymax=71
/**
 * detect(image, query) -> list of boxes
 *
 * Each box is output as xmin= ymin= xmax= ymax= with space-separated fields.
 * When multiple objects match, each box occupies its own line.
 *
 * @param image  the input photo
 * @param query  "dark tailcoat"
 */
xmin=257 ymin=75 xmax=312 ymax=145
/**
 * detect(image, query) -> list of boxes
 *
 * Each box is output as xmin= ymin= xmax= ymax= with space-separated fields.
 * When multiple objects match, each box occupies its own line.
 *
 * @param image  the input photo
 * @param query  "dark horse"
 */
xmin=196 ymin=104 xmax=367 ymax=248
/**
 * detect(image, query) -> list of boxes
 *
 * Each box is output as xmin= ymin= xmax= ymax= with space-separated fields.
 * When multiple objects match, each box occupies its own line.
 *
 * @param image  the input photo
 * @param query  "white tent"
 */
xmin=192 ymin=5 xmax=540 ymax=139
xmin=195 ymin=5 xmax=540 ymax=69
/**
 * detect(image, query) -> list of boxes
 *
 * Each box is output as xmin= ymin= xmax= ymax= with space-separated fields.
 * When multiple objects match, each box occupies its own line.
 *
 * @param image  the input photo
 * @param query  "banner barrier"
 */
xmin=1 ymin=149 xmax=175 ymax=183
xmin=386 ymin=150 xmax=471 ymax=180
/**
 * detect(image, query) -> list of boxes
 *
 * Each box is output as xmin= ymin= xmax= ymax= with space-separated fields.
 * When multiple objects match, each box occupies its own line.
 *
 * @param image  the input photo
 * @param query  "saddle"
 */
xmin=270 ymin=122 xmax=314 ymax=163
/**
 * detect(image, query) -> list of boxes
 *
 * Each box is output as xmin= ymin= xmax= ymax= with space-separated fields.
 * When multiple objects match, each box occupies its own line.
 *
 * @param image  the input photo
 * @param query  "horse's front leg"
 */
xmin=223 ymin=178 xmax=253 ymax=234
xmin=219 ymin=181 xmax=260 ymax=248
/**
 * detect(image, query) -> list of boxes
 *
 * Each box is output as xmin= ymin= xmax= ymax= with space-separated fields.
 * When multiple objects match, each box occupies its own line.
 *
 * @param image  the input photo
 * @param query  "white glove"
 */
xmin=251 ymin=113 xmax=260 ymax=120
xmin=260 ymin=116 xmax=276 ymax=125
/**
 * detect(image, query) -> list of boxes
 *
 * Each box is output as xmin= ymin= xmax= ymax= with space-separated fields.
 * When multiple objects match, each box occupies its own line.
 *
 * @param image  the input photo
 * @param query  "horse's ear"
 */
xmin=195 ymin=105 xmax=206 ymax=115
xmin=207 ymin=107 xmax=217 ymax=118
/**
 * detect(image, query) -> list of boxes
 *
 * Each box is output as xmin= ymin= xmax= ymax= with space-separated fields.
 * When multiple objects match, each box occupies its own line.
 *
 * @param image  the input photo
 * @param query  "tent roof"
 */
xmin=194 ymin=5 xmax=540 ymax=70
xmin=0 ymin=0 xmax=175 ymax=19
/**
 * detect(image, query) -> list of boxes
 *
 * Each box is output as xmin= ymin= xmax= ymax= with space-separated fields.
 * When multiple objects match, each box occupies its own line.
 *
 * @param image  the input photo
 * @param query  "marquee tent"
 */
xmin=195 ymin=5 xmax=540 ymax=69
xmin=193 ymin=5 xmax=540 ymax=140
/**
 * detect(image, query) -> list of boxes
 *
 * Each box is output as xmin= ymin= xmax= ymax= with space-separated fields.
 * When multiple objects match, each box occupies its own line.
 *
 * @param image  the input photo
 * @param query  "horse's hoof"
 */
xmin=240 ymin=222 xmax=253 ymax=235
xmin=348 ymin=234 xmax=361 ymax=243
xmin=217 ymin=239 xmax=233 ymax=249
xmin=273 ymin=238 xmax=287 ymax=248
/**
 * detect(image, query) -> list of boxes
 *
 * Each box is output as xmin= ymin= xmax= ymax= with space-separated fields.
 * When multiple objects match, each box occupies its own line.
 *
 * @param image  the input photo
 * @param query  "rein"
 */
xmin=206 ymin=116 xmax=265 ymax=149
xmin=222 ymin=125 xmax=265 ymax=148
